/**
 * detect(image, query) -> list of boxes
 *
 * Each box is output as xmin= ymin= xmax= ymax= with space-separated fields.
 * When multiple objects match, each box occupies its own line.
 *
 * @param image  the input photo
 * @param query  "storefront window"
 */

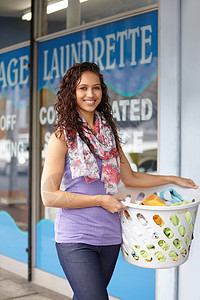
xmin=0 ymin=45 xmax=30 ymax=263
xmin=38 ymin=9 xmax=158 ymax=204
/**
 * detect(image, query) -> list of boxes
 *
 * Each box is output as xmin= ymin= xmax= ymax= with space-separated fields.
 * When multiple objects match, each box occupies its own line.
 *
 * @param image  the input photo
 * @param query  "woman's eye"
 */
xmin=94 ymin=86 xmax=100 ymax=90
xmin=80 ymin=87 xmax=86 ymax=90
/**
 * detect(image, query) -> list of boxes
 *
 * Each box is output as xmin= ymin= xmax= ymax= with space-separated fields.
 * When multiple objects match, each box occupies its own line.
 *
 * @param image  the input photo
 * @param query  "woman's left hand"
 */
xmin=173 ymin=176 xmax=199 ymax=189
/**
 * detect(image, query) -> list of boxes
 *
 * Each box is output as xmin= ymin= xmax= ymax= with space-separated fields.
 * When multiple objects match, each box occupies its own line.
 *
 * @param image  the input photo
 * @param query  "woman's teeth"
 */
xmin=84 ymin=100 xmax=95 ymax=104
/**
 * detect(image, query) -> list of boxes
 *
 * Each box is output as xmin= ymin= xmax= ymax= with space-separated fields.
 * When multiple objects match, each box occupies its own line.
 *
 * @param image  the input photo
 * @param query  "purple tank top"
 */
xmin=54 ymin=154 xmax=122 ymax=245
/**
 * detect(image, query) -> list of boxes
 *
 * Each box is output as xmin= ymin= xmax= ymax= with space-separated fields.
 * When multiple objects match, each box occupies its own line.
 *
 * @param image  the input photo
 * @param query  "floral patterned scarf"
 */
xmin=65 ymin=111 xmax=120 ymax=194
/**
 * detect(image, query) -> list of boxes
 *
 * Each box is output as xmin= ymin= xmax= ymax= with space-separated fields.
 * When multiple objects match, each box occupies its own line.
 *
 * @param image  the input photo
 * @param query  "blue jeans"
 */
xmin=56 ymin=242 xmax=120 ymax=300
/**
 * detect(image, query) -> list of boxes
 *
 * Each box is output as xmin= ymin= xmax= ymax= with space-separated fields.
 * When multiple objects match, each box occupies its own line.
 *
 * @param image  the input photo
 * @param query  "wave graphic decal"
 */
xmin=36 ymin=219 xmax=65 ymax=278
xmin=0 ymin=211 xmax=28 ymax=263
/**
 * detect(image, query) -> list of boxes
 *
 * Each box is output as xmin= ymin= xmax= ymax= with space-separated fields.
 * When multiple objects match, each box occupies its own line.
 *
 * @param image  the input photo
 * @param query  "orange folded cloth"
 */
xmin=140 ymin=194 xmax=166 ymax=206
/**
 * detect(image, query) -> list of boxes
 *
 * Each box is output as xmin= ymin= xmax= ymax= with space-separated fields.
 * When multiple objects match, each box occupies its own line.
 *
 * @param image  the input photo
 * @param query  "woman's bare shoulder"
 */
xmin=48 ymin=129 xmax=68 ymax=154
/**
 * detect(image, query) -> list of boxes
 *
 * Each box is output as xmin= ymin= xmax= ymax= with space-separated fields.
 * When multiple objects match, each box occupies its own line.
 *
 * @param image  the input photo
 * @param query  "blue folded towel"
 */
xmin=159 ymin=188 xmax=184 ymax=204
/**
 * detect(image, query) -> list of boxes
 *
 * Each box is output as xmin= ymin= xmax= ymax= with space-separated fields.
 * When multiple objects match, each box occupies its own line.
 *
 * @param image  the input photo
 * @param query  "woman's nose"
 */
xmin=86 ymin=88 xmax=94 ymax=97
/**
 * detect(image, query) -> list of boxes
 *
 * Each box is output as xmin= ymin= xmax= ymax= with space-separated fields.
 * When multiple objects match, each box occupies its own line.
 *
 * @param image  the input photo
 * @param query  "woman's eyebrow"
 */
xmin=78 ymin=83 xmax=101 ymax=86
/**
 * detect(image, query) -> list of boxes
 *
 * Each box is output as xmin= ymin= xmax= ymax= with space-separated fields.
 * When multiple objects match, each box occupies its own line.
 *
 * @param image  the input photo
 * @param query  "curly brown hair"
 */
xmin=54 ymin=62 xmax=120 ymax=153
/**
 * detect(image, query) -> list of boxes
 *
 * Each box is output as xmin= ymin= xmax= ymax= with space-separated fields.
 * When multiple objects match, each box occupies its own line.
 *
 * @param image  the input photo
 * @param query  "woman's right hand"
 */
xmin=98 ymin=195 xmax=127 ymax=213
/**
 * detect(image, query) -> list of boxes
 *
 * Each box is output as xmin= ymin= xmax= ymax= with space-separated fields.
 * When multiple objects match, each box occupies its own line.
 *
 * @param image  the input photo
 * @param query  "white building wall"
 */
xmin=179 ymin=0 xmax=200 ymax=299
xmin=157 ymin=0 xmax=181 ymax=299
xmin=158 ymin=0 xmax=200 ymax=300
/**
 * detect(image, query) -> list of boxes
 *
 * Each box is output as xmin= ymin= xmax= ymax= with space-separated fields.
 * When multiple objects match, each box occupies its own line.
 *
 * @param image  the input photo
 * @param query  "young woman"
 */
xmin=41 ymin=62 xmax=198 ymax=300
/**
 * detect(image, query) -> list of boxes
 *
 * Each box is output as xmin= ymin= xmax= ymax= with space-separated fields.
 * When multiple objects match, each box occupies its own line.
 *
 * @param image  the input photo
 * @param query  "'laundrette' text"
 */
xmin=43 ymin=25 xmax=153 ymax=80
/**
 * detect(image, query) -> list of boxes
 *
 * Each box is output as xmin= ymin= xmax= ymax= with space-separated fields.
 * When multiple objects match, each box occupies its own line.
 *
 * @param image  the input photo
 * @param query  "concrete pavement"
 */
xmin=0 ymin=267 xmax=71 ymax=300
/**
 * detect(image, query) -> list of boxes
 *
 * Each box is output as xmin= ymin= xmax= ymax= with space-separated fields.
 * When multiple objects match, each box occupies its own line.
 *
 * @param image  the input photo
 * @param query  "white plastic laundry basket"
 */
xmin=116 ymin=184 xmax=200 ymax=269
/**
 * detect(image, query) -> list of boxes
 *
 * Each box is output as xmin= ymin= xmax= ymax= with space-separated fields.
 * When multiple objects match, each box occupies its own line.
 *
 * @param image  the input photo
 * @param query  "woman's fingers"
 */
xmin=101 ymin=195 xmax=127 ymax=213
xmin=175 ymin=177 xmax=199 ymax=189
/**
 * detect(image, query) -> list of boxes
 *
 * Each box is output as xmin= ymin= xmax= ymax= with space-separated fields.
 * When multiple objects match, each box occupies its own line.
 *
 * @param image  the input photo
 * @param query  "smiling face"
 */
xmin=76 ymin=71 xmax=102 ymax=118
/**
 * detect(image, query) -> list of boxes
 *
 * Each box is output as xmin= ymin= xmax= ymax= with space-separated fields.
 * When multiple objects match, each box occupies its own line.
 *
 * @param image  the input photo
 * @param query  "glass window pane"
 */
xmin=0 ymin=46 xmax=29 ymax=264
xmin=18 ymin=0 xmax=158 ymax=37
xmin=0 ymin=1 xmax=30 ymax=49
xmin=48 ymin=0 xmax=158 ymax=34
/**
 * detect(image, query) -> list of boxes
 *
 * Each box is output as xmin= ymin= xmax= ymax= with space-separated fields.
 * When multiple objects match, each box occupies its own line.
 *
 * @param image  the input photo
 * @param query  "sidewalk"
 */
xmin=0 ymin=267 xmax=71 ymax=300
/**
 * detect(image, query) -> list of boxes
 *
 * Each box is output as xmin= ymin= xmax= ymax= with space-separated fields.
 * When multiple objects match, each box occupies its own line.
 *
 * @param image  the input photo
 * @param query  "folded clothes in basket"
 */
xmin=139 ymin=194 xmax=166 ymax=206
xmin=137 ymin=189 xmax=190 ymax=206
xmin=158 ymin=188 xmax=184 ymax=204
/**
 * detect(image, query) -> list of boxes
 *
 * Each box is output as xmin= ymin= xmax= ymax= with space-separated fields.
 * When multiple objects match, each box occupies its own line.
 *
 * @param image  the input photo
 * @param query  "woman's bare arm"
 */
xmin=119 ymin=146 xmax=198 ymax=189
